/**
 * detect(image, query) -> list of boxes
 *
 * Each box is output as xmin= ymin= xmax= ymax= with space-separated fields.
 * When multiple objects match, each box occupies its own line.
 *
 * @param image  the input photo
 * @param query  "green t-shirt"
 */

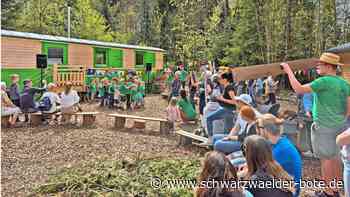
xmin=90 ymin=83 xmax=97 ymax=93
xmin=108 ymin=84 xmax=116 ymax=94
xmin=119 ymin=83 xmax=129 ymax=95
xmin=179 ymin=70 xmax=188 ymax=82
xmin=310 ymin=76 xmax=350 ymax=128
xmin=177 ymin=98 xmax=197 ymax=120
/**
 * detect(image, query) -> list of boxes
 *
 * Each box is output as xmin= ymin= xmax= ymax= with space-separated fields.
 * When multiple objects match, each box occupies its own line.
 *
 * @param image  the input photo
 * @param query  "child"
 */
xmin=112 ymin=78 xmax=121 ymax=106
xmin=128 ymin=79 xmax=138 ymax=110
xmin=166 ymin=97 xmax=180 ymax=133
xmin=168 ymin=71 xmax=181 ymax=103
xmin=99 ymin=79 xmax=109 ymax=107
xmin=133 ymin=79 xmax=145 ymax=108
xmin=89 ymin=78 xmax=98 ymax=102
xmin=8 ymin=74 xmax=20 ymax=107
xmin=108 ymin=78 xmax=119 ymax=108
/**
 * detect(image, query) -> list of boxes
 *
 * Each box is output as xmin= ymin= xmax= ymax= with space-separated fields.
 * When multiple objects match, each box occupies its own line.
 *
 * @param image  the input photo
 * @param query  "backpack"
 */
xmin=38 ymin=96 xmax=52 ymax=111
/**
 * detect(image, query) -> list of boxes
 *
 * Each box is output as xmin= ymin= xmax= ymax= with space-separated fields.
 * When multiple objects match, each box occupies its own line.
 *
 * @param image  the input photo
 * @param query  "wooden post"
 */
xmin=114 ymin=117 xmax=126 ymax=130
xmin=179 ymin=136 xmax=192 ymax=146
xmin=1 ymin=115 xmax=11 ymax=128
xmin=160 ymin=121 xmax=172 ymax=135
xmin=133 ymin=120 xmax=146 ymax=130
xmin=82 ymin=115 xmax=96 ymax=126
xmin=31 ymin=113 xmax=43 ymax=126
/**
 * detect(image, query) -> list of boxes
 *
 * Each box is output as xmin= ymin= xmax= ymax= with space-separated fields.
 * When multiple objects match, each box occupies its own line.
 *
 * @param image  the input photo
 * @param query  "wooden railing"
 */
xmin=52 ymin=64 xmax=87 ymax=91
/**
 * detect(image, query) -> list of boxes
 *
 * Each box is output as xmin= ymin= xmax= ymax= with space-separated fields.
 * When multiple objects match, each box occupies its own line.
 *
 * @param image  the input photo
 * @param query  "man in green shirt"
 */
xmin=281 ymin=52 xmax=350 ymax=197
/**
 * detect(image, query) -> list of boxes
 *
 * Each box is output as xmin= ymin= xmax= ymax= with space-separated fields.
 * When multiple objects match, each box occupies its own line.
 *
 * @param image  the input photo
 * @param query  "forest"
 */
xmin=2 ymin=0 xmax=350 ymax=66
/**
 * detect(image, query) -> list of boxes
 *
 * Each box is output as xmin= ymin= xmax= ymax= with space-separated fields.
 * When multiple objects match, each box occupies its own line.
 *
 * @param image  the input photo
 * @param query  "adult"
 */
xmin=264 ymin=75 xmax=278 ymax=105
xmin=241 ymin=135 xmax=294 ymax=197
xmin=281 ymin=52 xmax=350 ymax=197
xmin=206 ymin=72 xmax=237 ymax=144
xmin=213 ymin=96 xmax=258 ymax=154
xmin=255 ymin=78 xmax=264 ymax=99
xmin=8 ymin=74 xmax=20 ymax=107
xmin=196 ymin=151 xmax=253 ymax=197
xmin=168 ymin=71 xmax=181 ymax=103
xmin=177 ymin=89 xmax=197 ymax=122
xmin=60 ymin=82 xmax=80 ymax=124
xmin=40 ymin=83 xmax=61 ymax=114
xmin=257 ymin=114 xmax=302 ymax=197
xmin=201 ymin=74 xmax=224 ymax=135
xmin=336 ymin=128 xmax=350 ymax=197
xmin=188 ymin=70 xmax=198 ymax=108
xmin=20 ymin=79 xmax=46 ymax=121
xmin=1 ymin=82 xmax=21 ymax=126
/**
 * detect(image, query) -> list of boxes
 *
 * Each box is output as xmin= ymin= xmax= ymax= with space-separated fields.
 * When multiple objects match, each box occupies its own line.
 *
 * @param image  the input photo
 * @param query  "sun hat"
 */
xmin=234 ymin=94 xmax=252 ymax=105
xmin=318 ymin=52 xmax=343 ymax=66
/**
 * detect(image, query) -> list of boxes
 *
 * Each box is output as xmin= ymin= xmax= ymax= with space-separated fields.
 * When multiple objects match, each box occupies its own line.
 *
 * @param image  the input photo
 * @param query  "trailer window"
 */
xmin=96 ymin=50 xmax=107 ymax=65
xmin=136 ymin=51 xmax=144 ymax=66
xmin=48 ymin=48 xmax=64 ymax=65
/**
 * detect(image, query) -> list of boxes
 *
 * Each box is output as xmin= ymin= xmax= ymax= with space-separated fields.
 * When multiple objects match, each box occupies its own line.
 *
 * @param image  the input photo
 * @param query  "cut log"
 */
xmin=160 ymin=121 xmax=173 ymax=135
xmin=31 ymin=113 xmax=43 ymax=126
xmin=1 ymin=115 xmax=11 ymax=128
xmin=114 ymin=117 xmax=126 ymax=130
xmin=133 ymin=120 xmax=146 ymax=130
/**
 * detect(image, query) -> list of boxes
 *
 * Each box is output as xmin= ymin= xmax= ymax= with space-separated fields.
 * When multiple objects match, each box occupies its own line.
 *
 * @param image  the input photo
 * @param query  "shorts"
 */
xmin=311 ymin=122 xmax=343 ymax=159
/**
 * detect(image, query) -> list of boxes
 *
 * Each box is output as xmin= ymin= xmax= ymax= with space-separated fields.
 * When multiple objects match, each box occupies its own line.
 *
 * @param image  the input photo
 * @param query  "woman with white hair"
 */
xmin=1 ymin=82 xmax=21 ymax=126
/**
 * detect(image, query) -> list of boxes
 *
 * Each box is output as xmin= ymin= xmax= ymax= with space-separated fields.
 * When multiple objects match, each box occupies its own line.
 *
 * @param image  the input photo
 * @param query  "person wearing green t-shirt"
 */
xmin=177 ymin=89 xmax=197 ymax=122
xmin=89 ymin=78 xmax=98 ymax=102
xmin=281 ymin=52 xmax=350 ymax=197
xmin=179 ymin=65 xmax=188 ymax=88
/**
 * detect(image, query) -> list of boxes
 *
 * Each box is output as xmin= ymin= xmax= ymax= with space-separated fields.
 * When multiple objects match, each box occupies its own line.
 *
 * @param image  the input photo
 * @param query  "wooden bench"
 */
xmin=176 ymin=130 xmax=208 ymax=147
xmin=30 ymin=111 xmax=63 ymax=126
xmin=74 ymin=112 xmax=99 ymax=126
xmin=108 ymin=113 xmax=172 ymax=134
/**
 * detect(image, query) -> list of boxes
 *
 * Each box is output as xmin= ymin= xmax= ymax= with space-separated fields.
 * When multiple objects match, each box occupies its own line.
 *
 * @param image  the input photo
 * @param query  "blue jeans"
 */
xmin=207 ymin=107 xmax=235 ymax=137
xmin=343 ymin=158 xmax=350 ymax=196
xmin=213 ymin=134 xmax=241 ymax=154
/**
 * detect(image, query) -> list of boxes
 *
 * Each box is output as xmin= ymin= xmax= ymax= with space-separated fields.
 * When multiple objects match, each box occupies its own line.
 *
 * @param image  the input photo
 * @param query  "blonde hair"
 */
xmin=170 ymin=97 xmax=177 ymax=106
xmin=47 ymin=83 xmax=57 ymax=92
xmin=257 ymin=114 xmax=284 ymax=136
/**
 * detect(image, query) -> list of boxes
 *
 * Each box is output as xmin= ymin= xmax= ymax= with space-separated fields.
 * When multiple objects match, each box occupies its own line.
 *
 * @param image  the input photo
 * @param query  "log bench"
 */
xmin=108 ymin=113 xmax=172 ymax=134
xmin=175 ymin=130 xmax=208 ymax=147
xmin=74 ymin=112 xmax=99 ymax=126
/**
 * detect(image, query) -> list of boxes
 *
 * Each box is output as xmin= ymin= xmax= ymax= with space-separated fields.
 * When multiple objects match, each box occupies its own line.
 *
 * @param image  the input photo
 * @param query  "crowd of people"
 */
xmin=0 ymin=69 xmax=147 ymax=126
xmin=2 ymin=52 xmax=350 ymax=196
xmin=88 ymin=70 xmax=145 ymax=110
xmin=1 ymin=73 xmax=82 ymax=125
xmin=164 ymin=52 xmax=350 ymax=197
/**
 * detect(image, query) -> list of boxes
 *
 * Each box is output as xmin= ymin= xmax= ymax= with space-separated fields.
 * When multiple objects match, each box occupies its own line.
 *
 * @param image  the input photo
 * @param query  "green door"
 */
xmin=108 ymin=48 xmax=123 ymax=68
xmin=144 ymin=52 xmax=155 ymax=67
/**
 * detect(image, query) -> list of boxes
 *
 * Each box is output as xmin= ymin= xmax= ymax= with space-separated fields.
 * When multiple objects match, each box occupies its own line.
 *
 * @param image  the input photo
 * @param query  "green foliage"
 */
xmin=71 ymin=0 xmax=113 ymax=41
xmin=3 ymin=0 xmax=350 ymax=65
xmin=34 ymin=158 xmax=200 ymax=196
xmin=15 ymin=0 xmax=65 ymax=35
